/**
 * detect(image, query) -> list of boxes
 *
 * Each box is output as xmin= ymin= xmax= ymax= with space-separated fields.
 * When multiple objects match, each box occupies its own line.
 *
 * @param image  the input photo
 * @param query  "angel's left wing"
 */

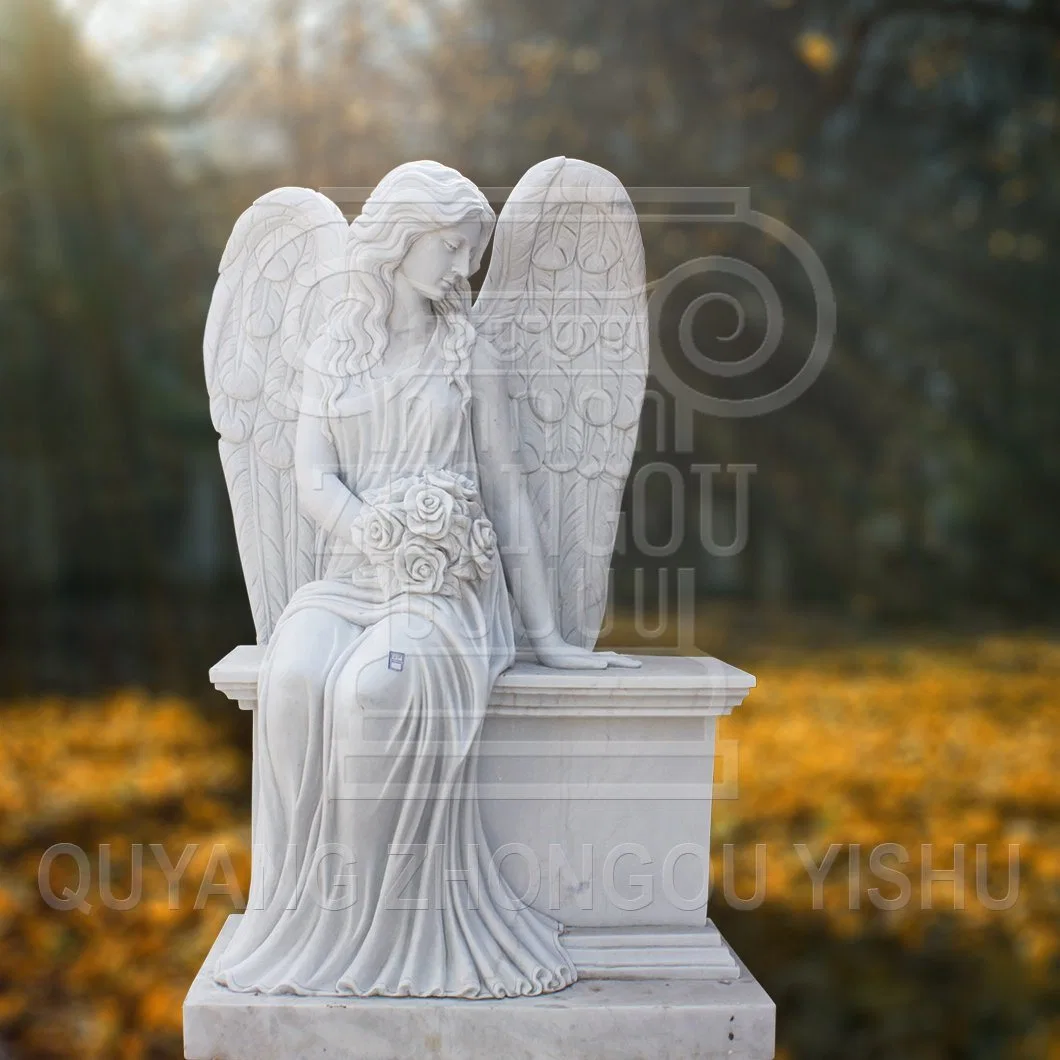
xmin=472 ymin=157 xmax=648 ymax=649
xmin=204 ymin=187 xmax=349 ymax=642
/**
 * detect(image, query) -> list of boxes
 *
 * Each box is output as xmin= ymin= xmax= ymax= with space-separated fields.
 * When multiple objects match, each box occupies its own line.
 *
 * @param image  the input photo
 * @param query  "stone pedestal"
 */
xmin=185 ymin=915 xmax=775 ymax=1060
xmin=185 ymin=650 xmax=776 ymax=1058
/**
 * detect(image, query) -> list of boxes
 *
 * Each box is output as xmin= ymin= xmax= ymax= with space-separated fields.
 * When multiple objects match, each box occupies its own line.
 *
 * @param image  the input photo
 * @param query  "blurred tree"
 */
xmin=416 ymin=0 xmax=1060 ymax=620
xmin=0 ymin=0 xmax=426 ymax=691
xmin=2 ymin=0 xmax=1058 ymax=698
xmin=0 ymin=0 xmax=231 ymax=691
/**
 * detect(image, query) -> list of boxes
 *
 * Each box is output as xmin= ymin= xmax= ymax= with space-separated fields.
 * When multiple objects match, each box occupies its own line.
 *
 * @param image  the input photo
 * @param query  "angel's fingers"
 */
xmin=544 ymin=653 xmax=606 ymax=670
xmin=584 ymin=656 xmax=610 ymax=669
xmin=602 ymin=652 xmax=642 ymax=668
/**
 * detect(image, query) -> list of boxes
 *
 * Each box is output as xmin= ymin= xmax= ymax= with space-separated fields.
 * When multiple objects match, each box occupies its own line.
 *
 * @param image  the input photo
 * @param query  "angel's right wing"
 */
xmin=204 ymin=187 xmax=349 ymax=643
xmin=472 ymin=158 xmax=648 ymax=649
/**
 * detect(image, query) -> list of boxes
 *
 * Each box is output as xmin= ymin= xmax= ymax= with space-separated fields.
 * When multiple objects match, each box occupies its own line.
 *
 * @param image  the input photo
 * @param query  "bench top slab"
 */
xmin=210 ymin=645 xmax=756 ymax=717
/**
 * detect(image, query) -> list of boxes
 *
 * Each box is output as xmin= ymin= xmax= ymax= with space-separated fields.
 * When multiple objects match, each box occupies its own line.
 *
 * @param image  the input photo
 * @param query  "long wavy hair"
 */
xmin=316 ymin=161 xmax=495 ymax=413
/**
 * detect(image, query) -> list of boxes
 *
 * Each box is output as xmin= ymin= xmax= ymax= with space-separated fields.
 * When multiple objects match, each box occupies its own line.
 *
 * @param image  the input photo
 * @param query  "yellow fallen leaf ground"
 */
xmin=0 ymin=634 xmax=1056 ymax=1058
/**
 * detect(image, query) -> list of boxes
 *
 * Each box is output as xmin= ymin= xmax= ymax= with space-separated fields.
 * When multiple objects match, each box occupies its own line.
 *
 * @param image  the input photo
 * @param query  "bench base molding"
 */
xmin=185 ymin=914 xmax=775 ymax=1060
xmin=563 ymin=923 xmax=740 ymax=980
xmin=189 ymin=649 xmax=775 ymax=1057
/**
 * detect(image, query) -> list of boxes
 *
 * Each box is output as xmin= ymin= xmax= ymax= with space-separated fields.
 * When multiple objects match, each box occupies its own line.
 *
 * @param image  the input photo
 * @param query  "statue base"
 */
xmin=188 ymin=649 xmax=775 ymax=1057
xmin=185 ymin=913 xmax=775 ymax=1059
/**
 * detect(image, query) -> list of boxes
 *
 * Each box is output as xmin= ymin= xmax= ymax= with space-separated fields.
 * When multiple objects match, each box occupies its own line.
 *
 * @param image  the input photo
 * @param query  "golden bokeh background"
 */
xmin=1 ymin=0 xmax=1058 ymax=1056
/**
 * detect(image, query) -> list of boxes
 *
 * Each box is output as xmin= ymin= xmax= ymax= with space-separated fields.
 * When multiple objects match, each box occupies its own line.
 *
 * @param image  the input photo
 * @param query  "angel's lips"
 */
xmin=406 ymin=274 xmax=450 ymax=300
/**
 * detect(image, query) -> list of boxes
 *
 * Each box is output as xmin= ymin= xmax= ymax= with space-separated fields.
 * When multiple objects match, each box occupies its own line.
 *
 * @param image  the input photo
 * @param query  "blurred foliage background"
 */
xmin=0 ymin=0 xmax=1057 ymax=1056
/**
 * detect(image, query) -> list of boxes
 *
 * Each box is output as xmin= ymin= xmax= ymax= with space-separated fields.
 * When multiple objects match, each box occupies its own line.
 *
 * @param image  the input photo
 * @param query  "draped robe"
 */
xmin=211 ymin=328 xmax=576 ymax=997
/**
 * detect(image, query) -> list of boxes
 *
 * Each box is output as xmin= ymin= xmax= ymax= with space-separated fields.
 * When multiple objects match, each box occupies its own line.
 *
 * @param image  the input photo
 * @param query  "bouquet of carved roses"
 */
xmin=349 ymin=469 xmax=497 ymax=598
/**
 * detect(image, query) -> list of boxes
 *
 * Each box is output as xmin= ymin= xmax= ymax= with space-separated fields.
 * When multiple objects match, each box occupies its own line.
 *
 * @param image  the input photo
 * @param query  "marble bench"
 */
xmin=208 ymin=648 xmax=755 ymax=981
xmin=189 ymin=649 xmax=775 ymax=1059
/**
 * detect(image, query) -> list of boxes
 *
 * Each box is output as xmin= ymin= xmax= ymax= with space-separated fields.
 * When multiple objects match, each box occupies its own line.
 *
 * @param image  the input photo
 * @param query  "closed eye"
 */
xmin=444 ymin=239 xmax=460 ymax=252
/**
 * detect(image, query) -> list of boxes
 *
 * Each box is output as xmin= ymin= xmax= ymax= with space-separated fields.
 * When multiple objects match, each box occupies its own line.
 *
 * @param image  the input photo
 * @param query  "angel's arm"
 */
xmin=470 ymin=338 xmax=638 ymax=669
xmin=294 ymin=362 xmax=364 ymax=538
xmin=468 ymin=347 xmax=555 ymax=646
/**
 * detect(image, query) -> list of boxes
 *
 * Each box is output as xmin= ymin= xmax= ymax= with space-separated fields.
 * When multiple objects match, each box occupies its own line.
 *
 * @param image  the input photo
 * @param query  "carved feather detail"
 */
xmin=204 ymin=187 xmax=349 ymax=643
xmin=473 ymin=157 xmax=648 ymax=649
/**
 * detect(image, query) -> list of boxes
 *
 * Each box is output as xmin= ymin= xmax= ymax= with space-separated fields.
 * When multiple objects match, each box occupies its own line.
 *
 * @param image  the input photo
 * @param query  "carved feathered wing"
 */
xmin=473 ymin=157 xmax=648 ymax=649
xmin=204 ymin=187 xmax=349 ymax=643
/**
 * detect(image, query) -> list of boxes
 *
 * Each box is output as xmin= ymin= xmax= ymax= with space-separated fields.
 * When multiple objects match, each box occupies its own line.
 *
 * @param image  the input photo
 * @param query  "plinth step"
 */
xmin=564 ymin=924 xmax=741 ymax=980
xmin=184 ymin=915 xmax=775 ymax=1060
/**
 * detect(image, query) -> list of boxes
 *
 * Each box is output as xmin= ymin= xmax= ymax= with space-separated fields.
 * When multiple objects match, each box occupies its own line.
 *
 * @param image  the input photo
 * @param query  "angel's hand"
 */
xmin=534 ymin=637 xmax=642 ymax=670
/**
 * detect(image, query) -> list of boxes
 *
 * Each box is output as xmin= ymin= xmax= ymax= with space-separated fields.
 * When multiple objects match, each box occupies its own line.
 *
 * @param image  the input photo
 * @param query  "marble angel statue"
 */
xmin=203 ymin=157 xmax=648 ymax=997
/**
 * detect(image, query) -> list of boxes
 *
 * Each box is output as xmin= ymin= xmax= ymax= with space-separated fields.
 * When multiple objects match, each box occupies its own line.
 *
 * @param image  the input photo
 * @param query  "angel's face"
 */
xmin=398 ymin=219 xmax=481 ymax=301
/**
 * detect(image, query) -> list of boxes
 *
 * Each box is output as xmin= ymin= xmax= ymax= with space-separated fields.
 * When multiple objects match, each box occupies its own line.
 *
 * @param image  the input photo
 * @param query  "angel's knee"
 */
xmin=263 ymin=653 xmax=320 ymax=767
xmin=353 ymin=650 xmax=415 ymax=715
xmin=265 ymin=607 xmax=350 ymax=728
xmin=271 ymin=656 xmax=316 ymax=703
xmin=345 ymin=615 xmax=446 ymax=715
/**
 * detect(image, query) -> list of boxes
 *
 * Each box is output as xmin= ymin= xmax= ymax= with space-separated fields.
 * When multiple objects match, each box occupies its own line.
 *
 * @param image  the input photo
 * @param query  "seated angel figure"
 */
xmin=204 ymin=158 xmax=648 ymax=997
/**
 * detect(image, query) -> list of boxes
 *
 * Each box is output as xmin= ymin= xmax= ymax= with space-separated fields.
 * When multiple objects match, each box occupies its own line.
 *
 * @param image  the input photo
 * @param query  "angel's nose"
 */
xmin=452 ymin=245 xmax=472 ymax=279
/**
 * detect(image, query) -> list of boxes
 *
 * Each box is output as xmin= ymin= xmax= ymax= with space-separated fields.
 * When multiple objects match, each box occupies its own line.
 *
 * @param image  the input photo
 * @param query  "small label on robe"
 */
xmin=388 ymin=651 xmax=406 ymax=672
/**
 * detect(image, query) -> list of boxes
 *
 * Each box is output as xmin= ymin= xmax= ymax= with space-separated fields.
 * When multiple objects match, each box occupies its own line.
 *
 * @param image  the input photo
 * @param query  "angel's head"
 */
xmin=348 ymin=160 xmax=494 ymax=308
xmin=321 ymin=161 xmax=494 ymax=403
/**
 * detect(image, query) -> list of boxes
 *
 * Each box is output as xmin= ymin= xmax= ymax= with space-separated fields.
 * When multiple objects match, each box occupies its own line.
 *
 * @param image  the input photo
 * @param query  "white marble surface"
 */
xmin=210 ymin=645 xmax=756 ymax=714
xmin=185 ymin=914 xmax=776 ymax=1060
xmin=210 ymin=648 xmax=749 ymax=931
xmin=201 ymin=159 xmax=653 ymax=999
xmin=562 ymin=925 xmax=739 ymax=979
xmin=193 ymin=155 xmax=773 ymax=1023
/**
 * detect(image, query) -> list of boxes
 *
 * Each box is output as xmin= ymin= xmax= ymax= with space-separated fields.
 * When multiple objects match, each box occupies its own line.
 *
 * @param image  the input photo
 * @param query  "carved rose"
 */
xmin=426 ymin=469 xmax=477 ymax=502
xmin=352 ymin=503 xmax=405 ymax=560
xmin=403 ymin=482 xmax=456 ymax=540
xmin=469 ymin=517 xmax=497 ymax=578
xmin=394 ymin=540 xmax=448 ymax=595
xmin=446 ymin=540 xmax=478 ymax=586
xmin=441 ymin=512 xmax=472 ymax=555
xmin=350 ymin=470 xmax=493 ymax=597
